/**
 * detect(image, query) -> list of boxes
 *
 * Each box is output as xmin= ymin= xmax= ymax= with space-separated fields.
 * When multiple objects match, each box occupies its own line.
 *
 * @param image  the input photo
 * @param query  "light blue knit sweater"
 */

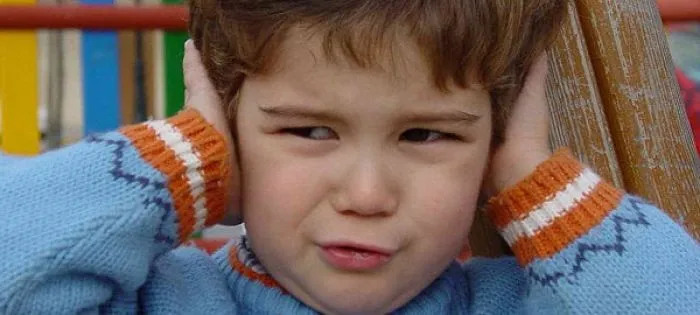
xmin=1 ymin=110 xmax=698 ymax=314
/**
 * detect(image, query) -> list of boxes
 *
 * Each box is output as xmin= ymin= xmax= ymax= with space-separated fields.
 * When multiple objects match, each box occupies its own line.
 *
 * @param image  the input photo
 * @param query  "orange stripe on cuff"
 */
xmin=510 ymin=181 xmax=623 ymax=266
xmin=166 ymin=166 xmax=197 ymax=243
xmin=201 ymin=161 xmax=229 ymax=226
xmin=121 ymin=123 xmax=174 ymax=169
xmin=168 ymin=109 xmax=231 ymax=226
xmin=121 ymin=123 xmax=196 ymax=243
xmin=488 ymin=149 xmax=585 ymax=229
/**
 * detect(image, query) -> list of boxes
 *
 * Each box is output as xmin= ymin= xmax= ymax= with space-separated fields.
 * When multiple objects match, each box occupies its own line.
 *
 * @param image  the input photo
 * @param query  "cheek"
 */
xmin=238 ymin=141 xmax=326 ymax=232
xmin=411 ymin=171 xmax=481 ymax=228
xmin=237 ymin=145 xmax=320 ymax=267
xmin=405 ymin=152 xmax=489 ymax=248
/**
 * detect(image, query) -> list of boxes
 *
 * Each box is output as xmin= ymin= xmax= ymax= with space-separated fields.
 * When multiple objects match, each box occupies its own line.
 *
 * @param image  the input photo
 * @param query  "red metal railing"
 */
xmin=657 ymin=0 xmax=700 ymax=23
xmin=0 ymin=2 xmax=698 ymax=31
xmin=0 ymin=5 xmax=187 ymax=30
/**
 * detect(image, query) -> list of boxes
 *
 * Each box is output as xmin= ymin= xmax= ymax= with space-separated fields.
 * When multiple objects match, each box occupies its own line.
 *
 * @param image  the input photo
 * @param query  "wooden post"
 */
xmin=575 ymin=0 xmax=700 ymax=238
xmin=470 ymin=0 xmax=700 ymax=257
xmin=469 ymin=2 xmax=623 ymax=258
xmin=469 ymin=210 xmax=509 ymax=257
xmin=144 ymin=30 xmax=156 ymax=119
xmin=119 ymin=30 xmax=135 ymax=125
xmin=546 ymin=2 xmax=624 ymax=188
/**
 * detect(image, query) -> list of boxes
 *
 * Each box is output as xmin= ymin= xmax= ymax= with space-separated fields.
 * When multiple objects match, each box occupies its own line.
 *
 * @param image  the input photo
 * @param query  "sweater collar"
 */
xmin=212 ymin=235 xmax=470 ymax=314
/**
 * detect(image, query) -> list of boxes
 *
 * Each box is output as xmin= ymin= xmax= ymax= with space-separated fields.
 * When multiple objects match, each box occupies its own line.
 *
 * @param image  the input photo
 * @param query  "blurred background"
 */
xmin=1 ymin=0 xmax=185 ymax=149
xmin=0 ymin=0 xmax=698 ymax=245
xmin=0 ymin=0 xmax=239 ymax=242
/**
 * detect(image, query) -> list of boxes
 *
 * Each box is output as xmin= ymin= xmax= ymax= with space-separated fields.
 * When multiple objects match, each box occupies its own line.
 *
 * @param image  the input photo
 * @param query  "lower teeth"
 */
xmin=353 ymin=251 xmax=372 ymax=259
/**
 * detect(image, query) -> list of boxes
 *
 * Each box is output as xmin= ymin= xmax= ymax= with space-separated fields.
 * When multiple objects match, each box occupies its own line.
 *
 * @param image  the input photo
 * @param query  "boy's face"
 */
xmin=236 ymin=30 xmax=492 ymax=314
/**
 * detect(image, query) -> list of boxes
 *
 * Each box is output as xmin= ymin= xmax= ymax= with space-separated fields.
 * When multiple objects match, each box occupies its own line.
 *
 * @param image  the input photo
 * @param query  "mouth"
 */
xmin=319 ymin=242 xmax=394 ymax=271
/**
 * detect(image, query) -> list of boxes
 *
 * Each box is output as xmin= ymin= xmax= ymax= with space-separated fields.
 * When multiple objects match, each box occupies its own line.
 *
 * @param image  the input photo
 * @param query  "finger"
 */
xmin=519 ymin=53 xmax=549 ymax=101
xmin=513 ymin=53 xmax=549 ymax=118
xmin=506 ymin=53 xmax=550 ymax=140
xmin=183 ymin=39 xmax=214 ymax=92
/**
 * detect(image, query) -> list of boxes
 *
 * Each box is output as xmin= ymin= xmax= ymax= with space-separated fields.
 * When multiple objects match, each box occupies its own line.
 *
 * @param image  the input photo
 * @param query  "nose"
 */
xmin=331 ymin=156 xmax=399 ymax=217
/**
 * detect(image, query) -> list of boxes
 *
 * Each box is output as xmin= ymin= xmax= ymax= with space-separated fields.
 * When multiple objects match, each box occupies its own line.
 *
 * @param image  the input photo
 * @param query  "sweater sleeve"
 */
xmin=0 ymin=153 xmax=25 ymax=165
xmin=0 ymin=109 xmax=231 ymax=314
xmin=486 ymin=149 xmax=700 ymax=314
xmin=0 ymin=153 xmax=29 ymax=176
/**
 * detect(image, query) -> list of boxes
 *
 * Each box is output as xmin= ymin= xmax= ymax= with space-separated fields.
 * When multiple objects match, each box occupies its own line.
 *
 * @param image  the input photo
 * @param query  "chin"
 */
xmin=314 ymin=297 xmax=395 ymax=315
xmin=303 ymin=280 xmax=414 ymax=315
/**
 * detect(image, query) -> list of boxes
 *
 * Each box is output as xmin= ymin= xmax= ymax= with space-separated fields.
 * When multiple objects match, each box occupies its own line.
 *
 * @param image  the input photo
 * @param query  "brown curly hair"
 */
xmin=188 ymin=0 xmax=568 ymax=143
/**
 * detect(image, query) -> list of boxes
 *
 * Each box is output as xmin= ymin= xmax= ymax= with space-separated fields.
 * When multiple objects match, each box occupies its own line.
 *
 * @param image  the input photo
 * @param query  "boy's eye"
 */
xmin=282 ymin=127 xmax=338 ymax=140
xmin=400 ymin=128 xmax=458 ymax=142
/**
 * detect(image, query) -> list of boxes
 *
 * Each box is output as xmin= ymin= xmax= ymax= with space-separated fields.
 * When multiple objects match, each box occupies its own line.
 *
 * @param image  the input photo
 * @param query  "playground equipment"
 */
xmin=0 ymin=1 xmax=188 ymax=155
xmin=471 ymin=0 xmax=700 ymax=256
xmin=0 ymin=0 xmax=698 ymax=255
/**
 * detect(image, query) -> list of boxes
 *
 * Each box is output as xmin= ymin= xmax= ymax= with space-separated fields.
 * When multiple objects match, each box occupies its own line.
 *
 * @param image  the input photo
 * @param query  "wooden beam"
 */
xmin=469 ymin=210 xmax=509 ymax=257
xmin=119 ymin=30 xmax=135 ymax=125
xmin=469 ymin=2 xmax=627 ymax=258
xmin=143 ymin=30 xmax=156 ymax=119
xmin=547 ymin=1 xmax=624 ymax=188
xmin=575 ymin=0 xmax=700 ymax=238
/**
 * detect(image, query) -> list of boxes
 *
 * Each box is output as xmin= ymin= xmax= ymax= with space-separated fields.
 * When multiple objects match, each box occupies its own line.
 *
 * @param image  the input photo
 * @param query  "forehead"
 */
xmin=272 ymin=28 xmax=428 ymax=84
xmin=255 ymin=28 xmax=489 ymax=113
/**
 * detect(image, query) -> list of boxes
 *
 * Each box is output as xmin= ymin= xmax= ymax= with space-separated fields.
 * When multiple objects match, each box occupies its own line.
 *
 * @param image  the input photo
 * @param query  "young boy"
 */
xmin=1 ymin=1 xmax=699 ymax=314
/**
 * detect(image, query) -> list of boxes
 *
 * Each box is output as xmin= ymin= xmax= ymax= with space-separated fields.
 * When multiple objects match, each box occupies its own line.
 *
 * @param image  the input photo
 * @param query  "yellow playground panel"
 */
xmin=0 ymin=0 xmax=39 ymax=155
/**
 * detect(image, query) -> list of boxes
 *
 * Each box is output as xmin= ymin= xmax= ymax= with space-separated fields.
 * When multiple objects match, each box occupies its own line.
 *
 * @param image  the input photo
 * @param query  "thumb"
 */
xmin=183 ymin=39 xmax=219 ymax=104
xmin=505 ymin=53 xmax=550 ymax=141
xmin=515 ymin=53 xmax=548 ymax=111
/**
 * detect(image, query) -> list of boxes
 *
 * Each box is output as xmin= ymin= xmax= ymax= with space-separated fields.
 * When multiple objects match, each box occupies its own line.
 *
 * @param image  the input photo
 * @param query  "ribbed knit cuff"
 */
xmin=120 ymin=109 xmax=231 ymax=243
xmin=486 ymin=149 xmax=623 ymax=266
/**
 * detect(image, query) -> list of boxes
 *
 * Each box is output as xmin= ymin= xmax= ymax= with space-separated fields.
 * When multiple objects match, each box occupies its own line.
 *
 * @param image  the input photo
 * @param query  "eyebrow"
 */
xmin=258 ymin=104 xmax=339 ymax=122
xmin=402 ymin=110 xmax=481 ymax=125
xmin=258 ymin=104 xmax=482 ymax=125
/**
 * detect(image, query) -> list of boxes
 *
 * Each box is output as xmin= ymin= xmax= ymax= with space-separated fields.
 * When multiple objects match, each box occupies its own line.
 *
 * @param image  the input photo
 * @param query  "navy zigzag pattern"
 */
xmin=527 ymin=197 xmax=652 ymax=288
xmin=87 ymin=134 xmax=176 ymax=245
